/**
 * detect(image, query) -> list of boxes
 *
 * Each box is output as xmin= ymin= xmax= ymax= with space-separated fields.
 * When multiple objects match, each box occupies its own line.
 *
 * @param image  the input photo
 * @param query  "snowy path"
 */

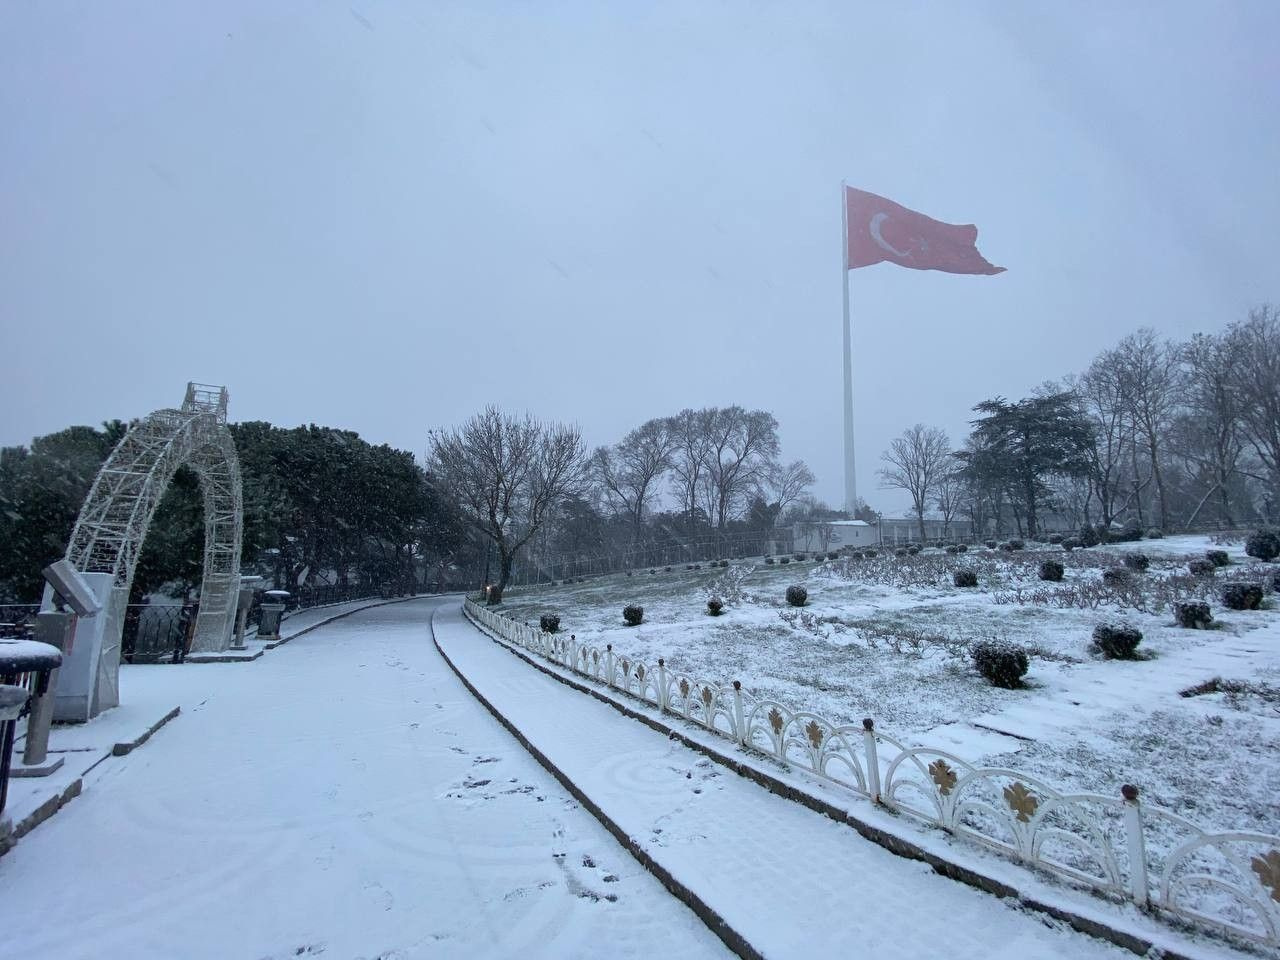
xmin=0 ymin=598 xmax=728 ymax=960
xmin=435 ymin=604 xmax=1144 ymax=960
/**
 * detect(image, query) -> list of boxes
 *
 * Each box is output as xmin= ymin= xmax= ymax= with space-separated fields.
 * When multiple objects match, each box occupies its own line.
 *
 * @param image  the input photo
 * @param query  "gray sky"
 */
xmin=2 ymin=1 xmax=1277 ymax=515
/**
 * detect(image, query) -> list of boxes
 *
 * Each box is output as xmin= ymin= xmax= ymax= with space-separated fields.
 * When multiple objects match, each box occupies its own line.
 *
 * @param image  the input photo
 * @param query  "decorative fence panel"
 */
xmin=463 ymin=598 xmax=1280 ymax=950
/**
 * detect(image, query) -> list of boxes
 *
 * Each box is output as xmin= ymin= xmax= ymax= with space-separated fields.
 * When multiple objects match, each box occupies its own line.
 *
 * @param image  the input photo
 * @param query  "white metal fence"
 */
xmin=464 ymin=598 xmax=1280 ymax=951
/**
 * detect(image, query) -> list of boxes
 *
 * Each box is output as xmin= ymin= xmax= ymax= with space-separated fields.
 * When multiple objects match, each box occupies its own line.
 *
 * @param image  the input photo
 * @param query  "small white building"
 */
xmin=791 ymin=519 xmax=879 ymax=553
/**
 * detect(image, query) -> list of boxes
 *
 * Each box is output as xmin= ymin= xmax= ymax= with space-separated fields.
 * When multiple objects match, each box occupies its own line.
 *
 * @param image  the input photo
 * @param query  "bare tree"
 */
xmin=667 ymin=408 xmax=716 ymax=530
xmin=878 ymin=424 xmax=951 ymax=542
xmin=931 ymin=463 xmax=963 ymax=538
xmin=429 ymin=406 xmax=588 ymax=603
xmin=700 ymin=406 xmax=780 ymax=533
xmin=1225 ymin=305 xmax=1280 ymax=517
xmin=1072 ymin=355 xmax=1134 ymax=527
xmin=1114 ymin=329 xmax=1178 ymax=530
xmin=763 ymin=459 xmax=815 ymax=517
xmin=593 ymin=418 xmax=675 ymax=549
xmin=1175 ymin=331 xmax=1245 ymax=525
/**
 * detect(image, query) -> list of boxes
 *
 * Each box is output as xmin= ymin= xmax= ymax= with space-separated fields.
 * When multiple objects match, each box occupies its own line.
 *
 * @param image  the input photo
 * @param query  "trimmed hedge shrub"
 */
xmin=999 ymin=541 xmax=1014 ymax=552
xmin=622 ymin=604 xmax=644 ymax=625
xmin=1102 ymin=568 xmax=1133 ymax=587
xmin=1205 ymin=549 xmax=1230 ymax=567
xmin=1120 ymin=518 xmax=1143 ymax=542
xmin=972 ymin=640 xmax=1028 ymax=688
xmin=1092 ymin=623 xmax=1143 ymax=659
xmin=895 ymin=548 xmax=908 ymax=558
xmin=827 ymin=553 xmax=839 ymax=561
xmin=864 ymin=549 xmax=878 ymax=558
xmin=1009 ymin=539 xmax=1026 ymax=551
xmin=785 ymin=585 xmax=808 ymax=607
xmin=1039 ymin=559 xmax=1064 ymax=582
xmin=1245 ymin=528 xmax=1280 ymax=562
xmin=1048 ymin=533 xmax=1064 ymax=544
xmin=1174 ymin=601 xmax=1213 ymax=629
xmin=707 ymin=598 xmax=724 ymax=616
xmin=539 ymin=614 xmax=560 ymax=633
xmin=1123 ymin=553 xmax=1150 ymax=572
xmin=1062 ymin=537 xmax=1080 ymax=551
xmin=957 ymin=543 xmax=968 ymax=553
xmin=984 ymin=539 xmax=997 ymax=549
xmin=953 ymin=568 xmax=978 ymax=588
xmin=793 ymin=553 xmax=805 ymax=562
xmin=780 ymin=557 xmax=791 ymax=565
xmin=1146 ymin=528 xmax=1164 ymax=539
xmin=1188 ymin=558 xmax=1215 ymax=576
xmin=1078 ymin=524 xmax=1100 ymax=548
xmin=945 ymin=544 xmax=961 ymax=555
xmin=907 ymin=545 xmax=920 ymax=555
xmin=1221 ymin=581 xmax=1263 ymax=611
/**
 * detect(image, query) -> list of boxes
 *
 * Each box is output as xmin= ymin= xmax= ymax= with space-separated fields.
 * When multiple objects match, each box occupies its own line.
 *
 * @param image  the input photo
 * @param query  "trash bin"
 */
xmin=257 ymin=590 xmax=290 ymax=641
xmin=0 ymin=638 xmax=63 ymax=817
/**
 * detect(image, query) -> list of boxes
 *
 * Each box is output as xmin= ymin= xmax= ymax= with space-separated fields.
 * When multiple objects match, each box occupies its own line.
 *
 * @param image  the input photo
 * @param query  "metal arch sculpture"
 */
xmin=65 ymin=383 xmax=243 ymax=690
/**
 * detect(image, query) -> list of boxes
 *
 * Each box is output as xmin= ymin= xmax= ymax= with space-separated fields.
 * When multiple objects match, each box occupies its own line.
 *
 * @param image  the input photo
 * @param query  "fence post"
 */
xmin=606 ymin=645 xmax=615 ymax=688
xmin=733 ymin=681 xmax=746 ymax=745
xmin=569 ymin=634 xmax=578 ymax=673
xmin=862 ymin=718 xmax=881 ymax=803
xmin=657 ymin=659 xmax=667 ymax=712
xmin=1121 ymin=784 xmax=1149 ymax=907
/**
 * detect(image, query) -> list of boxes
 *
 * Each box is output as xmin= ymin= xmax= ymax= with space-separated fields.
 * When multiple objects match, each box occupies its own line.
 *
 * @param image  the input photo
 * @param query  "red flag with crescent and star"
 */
xmin=845 ymin=187 xmax=1005 ymax=275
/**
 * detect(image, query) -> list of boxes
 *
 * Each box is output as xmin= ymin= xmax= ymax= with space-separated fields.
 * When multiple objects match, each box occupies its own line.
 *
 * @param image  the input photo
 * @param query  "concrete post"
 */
xmin=20 ymin=612 xmax=75 ymax=770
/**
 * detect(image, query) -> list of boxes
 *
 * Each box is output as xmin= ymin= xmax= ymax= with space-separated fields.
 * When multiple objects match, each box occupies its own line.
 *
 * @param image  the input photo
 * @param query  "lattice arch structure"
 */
xmin=66 ymin=383 xmax=244 ymax=662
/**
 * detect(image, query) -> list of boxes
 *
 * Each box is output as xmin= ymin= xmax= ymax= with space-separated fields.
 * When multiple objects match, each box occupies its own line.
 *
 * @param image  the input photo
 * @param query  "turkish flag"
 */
xmin=845 ymin=187 xmax=1005 ymax=275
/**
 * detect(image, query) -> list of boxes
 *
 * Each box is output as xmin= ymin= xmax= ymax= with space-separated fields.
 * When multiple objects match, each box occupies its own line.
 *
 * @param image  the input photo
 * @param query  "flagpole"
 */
xmin=841 ymin=181 xmax=857 ymax=515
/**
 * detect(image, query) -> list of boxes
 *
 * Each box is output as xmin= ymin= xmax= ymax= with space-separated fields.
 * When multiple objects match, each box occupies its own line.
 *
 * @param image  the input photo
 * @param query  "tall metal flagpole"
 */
xmin=841 ymin=181 xmax=857 ymax=515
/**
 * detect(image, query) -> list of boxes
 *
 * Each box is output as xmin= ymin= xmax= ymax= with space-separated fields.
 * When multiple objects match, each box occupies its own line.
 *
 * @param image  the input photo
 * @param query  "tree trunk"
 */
xmin=488 ymin=551 xmax=514 ymax=605
xmin=916 ymin=505 xmax=926 ymax=544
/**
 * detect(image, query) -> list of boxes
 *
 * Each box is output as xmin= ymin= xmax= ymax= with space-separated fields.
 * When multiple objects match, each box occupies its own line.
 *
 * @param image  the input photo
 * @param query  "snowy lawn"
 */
xmin=497 ymin=535 xmax=1280 ymax=845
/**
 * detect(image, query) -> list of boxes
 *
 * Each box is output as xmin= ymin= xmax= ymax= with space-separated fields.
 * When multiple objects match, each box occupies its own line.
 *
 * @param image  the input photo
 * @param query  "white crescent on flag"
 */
xmin=869 ymin=212 xmax=909 ymax=258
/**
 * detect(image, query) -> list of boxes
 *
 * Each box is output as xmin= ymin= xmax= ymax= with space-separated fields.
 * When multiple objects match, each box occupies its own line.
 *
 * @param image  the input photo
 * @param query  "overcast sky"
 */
xmin=2 ymin=1 xmax=1277 ymax=516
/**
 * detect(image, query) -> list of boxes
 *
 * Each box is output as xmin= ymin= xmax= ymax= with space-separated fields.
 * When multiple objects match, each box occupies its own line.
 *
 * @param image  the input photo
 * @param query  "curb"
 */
xmin=431 ymin=607 xmax=762 ymax=960
xmin=112 ymin=706 xmax=181 ymax=757
xmin=461 ymin=605 xmax=1219 ymax=960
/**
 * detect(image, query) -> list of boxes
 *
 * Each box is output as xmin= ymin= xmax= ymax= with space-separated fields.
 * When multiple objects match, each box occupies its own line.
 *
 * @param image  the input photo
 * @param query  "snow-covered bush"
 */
xmin=1245 ymin=528 xmax=1280 ymax=562
xmin=1221 ymin=582 xmax=1263 ymax=611
xmin=539 ymin=613 xmax=560 ymax=633
xmin=706 ymin=598 xmax=724 ymax=616
xmin=945 ymin=544 xmax=961 ymax=554
xmin=984 ymin=539 xmax=997 ymax=549
xmin=953 ymin=568 xmax=978 ymax=588
xmin=1092 ymin=622 xmax=1143 ymax=659
xmin=785 ymin=584 xmax=808 ymax=607
xmin=1123 ymin=553 xmax=1151 ymax=572
xmin=1146 ymin=528 xmax=1164 ymax=539
xmin=1188 ymin=558 xmax=1215 ymax=576
xmin=1120 ymin=518 xmax=1143 ymax=542
xmin=907 ymin=545 xmax=921 ymax=555
xmin=1174 ymin=601 xmax=1213 ymax=629
xmin=972 ymin=640 xmax=1028 ymax=688
xmin=864 ymin=549 xmax=878 ymax=558
xmin=1078 ymin=524 xmax=1100 ymax=548
xmin=895 ymin=548 xmax=908 ymax=558
xmin=622 ymin=604 xmax=644 ymax=625
xmin=1102 ymin=567 xmax=1133 ymax=587
xmin=1048 ymin=533 xmax=1064 ymax=544
xmin=1062 ymin=537 xmax=1080 ymax=551
xmin=1205 ymin=549 xmax=1230 ymax=568
xmin=780 ymin=557 xmax=791 ymax=565
xmin=1009 ymin=539 xmax=1026 ymax=551
xmin=827 ymin=553 xmax=839 ymax=561
xmin=1038 ymin=560 xmax=1064 ymax=582
xmin=764 ymin=557 xmax=775 ymax=565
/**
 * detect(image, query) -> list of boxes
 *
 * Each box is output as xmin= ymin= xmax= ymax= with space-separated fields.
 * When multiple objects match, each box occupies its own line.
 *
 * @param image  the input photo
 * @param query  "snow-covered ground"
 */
xmin=0 ymin=598 xmax=728 ymax=960
xmin=498 ymin=535 xmax=1280 ymax=846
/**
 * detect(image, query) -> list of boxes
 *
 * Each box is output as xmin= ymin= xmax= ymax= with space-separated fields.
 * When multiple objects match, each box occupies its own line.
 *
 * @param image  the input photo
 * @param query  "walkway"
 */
xmin=0 ymin=598 xmax=728 ymax=960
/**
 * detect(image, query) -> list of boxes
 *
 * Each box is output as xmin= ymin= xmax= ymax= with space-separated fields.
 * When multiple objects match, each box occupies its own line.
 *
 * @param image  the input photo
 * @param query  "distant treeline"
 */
xmin=0 ymin=421 xmax=474 ymax=603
